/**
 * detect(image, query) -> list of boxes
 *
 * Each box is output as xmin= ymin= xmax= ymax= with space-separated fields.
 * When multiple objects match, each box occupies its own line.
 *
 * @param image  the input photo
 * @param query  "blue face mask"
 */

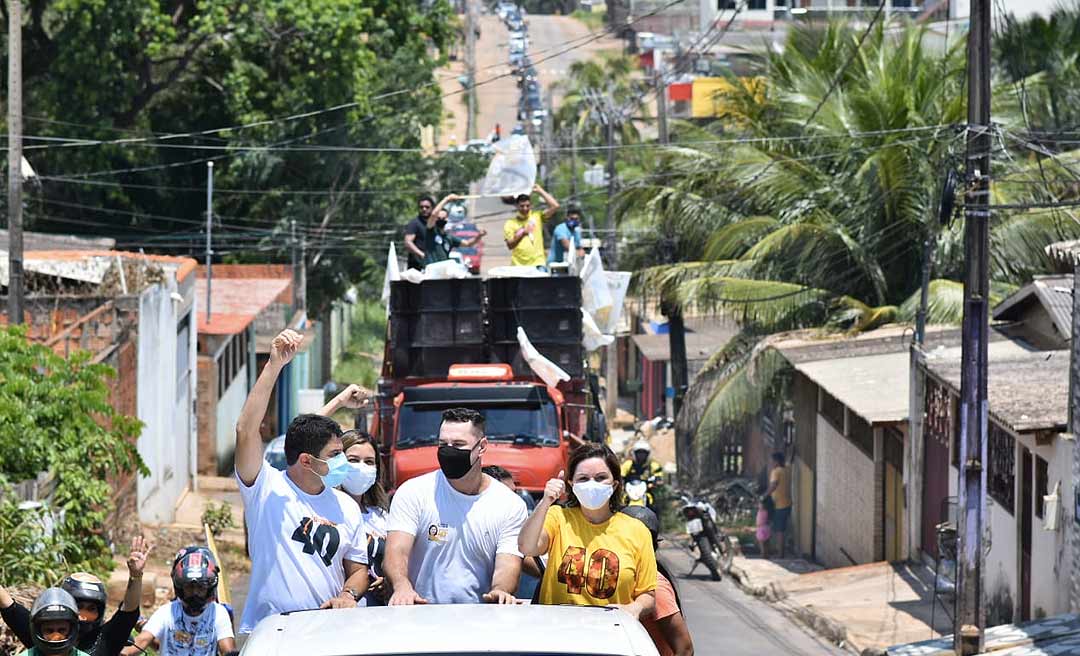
xmin=566 ymin=219 xmax=580 ymax=230
xmin=310 ymin=453 xmax=351 ymax=489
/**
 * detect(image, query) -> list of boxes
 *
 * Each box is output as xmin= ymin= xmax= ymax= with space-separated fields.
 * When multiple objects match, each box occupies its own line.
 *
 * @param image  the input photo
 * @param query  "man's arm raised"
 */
xmin=235 ymin=329 xmax=302 ymax=486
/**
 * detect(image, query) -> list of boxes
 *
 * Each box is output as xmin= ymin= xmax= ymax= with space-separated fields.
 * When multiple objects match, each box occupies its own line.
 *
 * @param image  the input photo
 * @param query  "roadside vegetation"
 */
xmin=599 ymin=13 xmax=1080 ymax=478
xmin=570 ymin=8 xmax=606 ymax=31
xmin=333 ymin=298 xmax=388 ymax=392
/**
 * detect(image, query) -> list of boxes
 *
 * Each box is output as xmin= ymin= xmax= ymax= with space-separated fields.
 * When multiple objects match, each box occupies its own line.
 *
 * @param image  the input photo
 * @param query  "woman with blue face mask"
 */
xmin=518 ymin=444 xmax=657 ymax=620
xmin=340 ymin=430 xmax=391 ymax=606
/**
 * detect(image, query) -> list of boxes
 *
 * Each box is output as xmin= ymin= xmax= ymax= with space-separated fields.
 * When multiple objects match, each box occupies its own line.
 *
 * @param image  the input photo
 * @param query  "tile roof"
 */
xmin=0 ymin=250 xmax=197 ymax=286
xmin=197 ymin=277 xmax=292 ymax=335
xmin=792 ymin=351 xmax=911 ymax=424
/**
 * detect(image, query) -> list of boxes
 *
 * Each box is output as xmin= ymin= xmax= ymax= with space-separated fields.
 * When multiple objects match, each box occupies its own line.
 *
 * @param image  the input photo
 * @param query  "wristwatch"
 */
xmin=344 ymin=587 xmax=362 ymax=602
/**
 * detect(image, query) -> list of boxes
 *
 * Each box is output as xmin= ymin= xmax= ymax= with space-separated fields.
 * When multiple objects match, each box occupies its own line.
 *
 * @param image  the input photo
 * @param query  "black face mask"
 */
xmin=437 ymin=443 xmax=477 ymax=480
xmin=436 ymin=219 xmax=448 ymax=230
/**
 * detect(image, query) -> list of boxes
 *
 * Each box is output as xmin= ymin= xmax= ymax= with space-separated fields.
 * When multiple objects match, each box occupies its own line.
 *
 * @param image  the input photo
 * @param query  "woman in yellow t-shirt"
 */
xmin=518 ymin=443 xmax=657 ymax=619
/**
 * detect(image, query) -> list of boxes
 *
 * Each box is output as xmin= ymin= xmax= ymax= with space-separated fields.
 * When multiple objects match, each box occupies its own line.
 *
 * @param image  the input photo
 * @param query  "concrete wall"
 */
xmin=215 ymin=364 xmax=248 ymax=473
xmin=196 ymin=355 xmax=219 ymax=475
xmin=136 ymin=281 xmax=194 ymax=524
xmin=986 ymin=490 xmax=1018 ymax=626
xmin=1026 ymin=436 xmax=1072 ymax=618
xmin=815 ymin=414 xmax=876 ymax=567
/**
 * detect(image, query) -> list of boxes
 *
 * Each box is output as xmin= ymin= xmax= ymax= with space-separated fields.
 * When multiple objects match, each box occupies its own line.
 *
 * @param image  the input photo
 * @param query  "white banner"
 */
xmin=480 ymin=134 xmax=536 ymax=197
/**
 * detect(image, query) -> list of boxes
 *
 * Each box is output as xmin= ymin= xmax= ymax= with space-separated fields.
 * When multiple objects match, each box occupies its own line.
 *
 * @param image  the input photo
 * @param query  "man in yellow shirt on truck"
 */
xmin=503 ymin=183 xmax=560 ymax=269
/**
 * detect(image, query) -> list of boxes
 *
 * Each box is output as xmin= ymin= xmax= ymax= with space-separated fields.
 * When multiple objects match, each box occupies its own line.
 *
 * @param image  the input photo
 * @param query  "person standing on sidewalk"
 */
xmin=764 ymin=452 xmax=792 ymax=559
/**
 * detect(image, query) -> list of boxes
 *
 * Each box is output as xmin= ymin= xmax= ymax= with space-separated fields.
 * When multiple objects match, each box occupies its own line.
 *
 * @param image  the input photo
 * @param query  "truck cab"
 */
xmin=389 ymin=365 xmax=569 ymax=493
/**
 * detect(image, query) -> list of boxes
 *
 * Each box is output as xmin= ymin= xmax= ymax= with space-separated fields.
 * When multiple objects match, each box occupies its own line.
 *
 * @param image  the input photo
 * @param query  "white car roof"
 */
xmin=241 ymin=605 xmax=659 ymax=656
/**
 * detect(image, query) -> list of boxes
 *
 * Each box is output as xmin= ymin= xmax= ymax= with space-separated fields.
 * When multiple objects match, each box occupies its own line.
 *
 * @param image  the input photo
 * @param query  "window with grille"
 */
xmin=988 ymin=422 xmax=1015 ymax=515
xmin=925 ymin=378 xmax=955 ymax=464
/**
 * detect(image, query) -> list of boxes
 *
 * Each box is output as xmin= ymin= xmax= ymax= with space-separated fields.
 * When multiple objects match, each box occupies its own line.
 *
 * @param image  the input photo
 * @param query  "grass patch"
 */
xmin=332 ymin=298 xmax=386 ymax=389
xmin=570 ymin=9 xmax=605 ymax=30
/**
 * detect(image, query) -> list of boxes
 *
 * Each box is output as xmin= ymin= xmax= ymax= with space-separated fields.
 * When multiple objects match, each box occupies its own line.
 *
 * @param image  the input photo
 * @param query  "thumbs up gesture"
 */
xmin=544 ymin=470 xmax=566 ymax=504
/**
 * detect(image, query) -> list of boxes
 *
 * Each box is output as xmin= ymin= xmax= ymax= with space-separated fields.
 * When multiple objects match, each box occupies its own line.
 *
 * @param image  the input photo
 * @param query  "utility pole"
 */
xmin=298 ymin=231 xmax=307 ymax=312
xmin=464 ymin=0 xmax=478 ymax=141
xmin=7 ymin=0 xmax=24 ymax=325
xmin=570 ymin=128 xmax=580 ymax=201
xmin=655 ymin=66 xmax=687 ymax=420
xmin=955 ymin=0 xmax=992 ymax=651
xmin=291 ymin=219 xmax=299 ymax=311
xmin=205 ymin=161 xmax=214 ymax=320
xmin=604 ymin=116 xmax=617 ymax=266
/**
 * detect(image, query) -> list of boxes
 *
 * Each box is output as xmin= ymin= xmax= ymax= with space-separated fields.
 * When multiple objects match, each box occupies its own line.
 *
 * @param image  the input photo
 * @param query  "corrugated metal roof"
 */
xmin=792 ymin=351 xmax=911 ymax=424
xmin=923 ymin=340 xmax=1066 ymax=433
xmin=992 ymin=274 xmax=1072 ymax=339
xmin=197 ymin=277 xmax=291 ymax=335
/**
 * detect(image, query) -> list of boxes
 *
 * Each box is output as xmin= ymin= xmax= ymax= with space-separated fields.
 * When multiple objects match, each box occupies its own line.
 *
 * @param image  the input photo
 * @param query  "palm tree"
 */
xmin=619 ymin=20 xmax=1078 ymax=479
xmin=553 ymin=54 xmax=650 ymax=146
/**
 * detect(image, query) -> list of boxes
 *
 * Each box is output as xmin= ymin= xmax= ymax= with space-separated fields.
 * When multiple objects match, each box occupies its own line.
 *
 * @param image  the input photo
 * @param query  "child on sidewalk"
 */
xmin=756 ymin=495 xmax=775 ymax=559
xmin=122 ymin=547 xmax=235 ymax=656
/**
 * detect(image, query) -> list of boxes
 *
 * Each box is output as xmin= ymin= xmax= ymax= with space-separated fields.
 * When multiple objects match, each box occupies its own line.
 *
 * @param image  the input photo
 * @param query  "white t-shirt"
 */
xmin=388 ymin=471 xmax=528 ymax=604
xmin=143 ymin=600 xmax=233 ymax=656
xmin=237 ymin=460 xmax=368 ymax=633
xmin=359 ymin=506 xmax=390 ymax=607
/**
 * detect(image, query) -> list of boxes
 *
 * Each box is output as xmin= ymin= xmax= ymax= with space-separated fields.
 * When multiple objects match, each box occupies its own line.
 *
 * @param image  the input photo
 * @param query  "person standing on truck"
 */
xmin=385 ymin=408 xmax=528 ymax=606
xmin=547 ymin=205 xmax=585 ymax=266
xmin=503 ymin=183 xmax=560 ymax=268
xmin=404 ymin=193 xmax=462 ymax=270
xmin=518 ymin=443 xmax=657 ymax=620
xmin=233 ymin=329 xmax=370 ymax=633
xmin=425 ymin=208 xmax=486 ymax=266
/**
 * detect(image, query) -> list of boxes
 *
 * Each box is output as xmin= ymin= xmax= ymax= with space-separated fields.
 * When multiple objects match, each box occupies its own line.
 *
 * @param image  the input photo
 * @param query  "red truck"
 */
xmin=373 ymin=278 xmax=599 ymax=494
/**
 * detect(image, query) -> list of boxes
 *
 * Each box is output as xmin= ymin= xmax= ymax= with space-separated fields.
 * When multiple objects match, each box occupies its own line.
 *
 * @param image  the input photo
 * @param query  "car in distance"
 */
xmin=240 ymin=605 xmax=660 ymax=656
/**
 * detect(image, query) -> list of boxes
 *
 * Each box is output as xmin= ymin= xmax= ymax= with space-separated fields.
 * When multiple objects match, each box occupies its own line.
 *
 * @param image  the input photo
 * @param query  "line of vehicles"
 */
xmin=497 ymin=3 xmax=547 ymax=129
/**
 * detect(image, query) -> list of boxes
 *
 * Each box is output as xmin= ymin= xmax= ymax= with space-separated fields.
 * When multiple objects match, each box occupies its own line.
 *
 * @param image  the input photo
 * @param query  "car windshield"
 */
xmin=397 ymin=402 xmax=559 ymax=447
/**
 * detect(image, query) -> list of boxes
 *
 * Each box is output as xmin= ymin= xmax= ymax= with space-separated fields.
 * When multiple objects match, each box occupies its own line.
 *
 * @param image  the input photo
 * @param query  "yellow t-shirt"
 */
xmin=503 ymin=210 xmax=546 ymax=267
xmin=770 ymin=465 xmax=792 ymax=509
xmin=539 ymin=505 xmax=658 ymax=607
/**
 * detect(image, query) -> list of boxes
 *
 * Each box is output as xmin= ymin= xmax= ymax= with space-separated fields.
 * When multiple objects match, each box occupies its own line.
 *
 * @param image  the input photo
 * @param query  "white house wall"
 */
xmin=215 ymin=364 xmax=249 ymax=469
xmin=986 ymin=493 xmax=1019 ymax=624
xmin=1028 ymin=437 xmax=1072 ymax=618
xmin=136 ymin=280 xmax=191 ymax=524
xmin=815 ymin=414 xmax=876 ymax=567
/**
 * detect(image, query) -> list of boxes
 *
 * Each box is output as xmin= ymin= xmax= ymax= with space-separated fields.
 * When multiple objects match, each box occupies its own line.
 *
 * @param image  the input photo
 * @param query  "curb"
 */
xmin=728 ymin=563 xmax=854 ymax=653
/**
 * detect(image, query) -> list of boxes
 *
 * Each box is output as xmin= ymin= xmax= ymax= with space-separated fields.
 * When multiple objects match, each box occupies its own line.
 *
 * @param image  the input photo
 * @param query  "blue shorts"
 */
xmin=771 ymin=506 xmax=791 ymax=532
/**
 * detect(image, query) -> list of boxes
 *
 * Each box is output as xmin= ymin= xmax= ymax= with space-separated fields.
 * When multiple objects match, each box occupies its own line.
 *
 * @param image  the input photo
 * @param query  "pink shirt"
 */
xmin=642 ymin=572 xmax=680 ymax=656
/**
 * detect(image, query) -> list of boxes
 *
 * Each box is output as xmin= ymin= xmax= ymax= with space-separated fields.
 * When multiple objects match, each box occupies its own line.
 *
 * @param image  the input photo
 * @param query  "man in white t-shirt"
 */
xmin=385 ymin=407 xmax=528 ymax=605
xmin=233 ymin=330 xmax=369 ymax=633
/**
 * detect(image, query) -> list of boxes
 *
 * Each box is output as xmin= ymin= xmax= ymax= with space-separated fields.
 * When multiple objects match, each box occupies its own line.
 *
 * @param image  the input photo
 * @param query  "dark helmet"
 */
xmin=60 ymin=572 xmax=107 ymax=636
xmin=171 ymin=546 xmax=220 ymax=614
xmin=621 ymin=505 xmax=661 ymax=546
xmin=29 ymin=588 xmax=80 ymax=655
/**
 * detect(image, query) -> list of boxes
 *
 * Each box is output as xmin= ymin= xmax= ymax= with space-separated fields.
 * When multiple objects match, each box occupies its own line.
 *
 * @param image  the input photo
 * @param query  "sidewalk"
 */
xmin=728 ymin=556 xmax=952 ymax=655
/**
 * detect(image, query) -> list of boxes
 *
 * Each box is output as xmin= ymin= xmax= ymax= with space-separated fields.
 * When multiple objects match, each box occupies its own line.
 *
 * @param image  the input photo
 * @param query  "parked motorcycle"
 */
xmin=678 ymin=491 xmax=732 ymax=581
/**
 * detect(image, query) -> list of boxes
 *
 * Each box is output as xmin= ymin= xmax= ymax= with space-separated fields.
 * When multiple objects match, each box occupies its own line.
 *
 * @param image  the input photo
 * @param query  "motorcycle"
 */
xmin=624 ymin=473 xmax=661 ymax=510
xmin=678 ymin=491 xmax=732 ymax=581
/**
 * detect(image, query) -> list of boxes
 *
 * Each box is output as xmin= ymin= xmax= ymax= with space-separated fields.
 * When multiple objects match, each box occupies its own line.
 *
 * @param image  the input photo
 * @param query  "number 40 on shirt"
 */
xmin=556 ymin=546 xmax=620 ymax=599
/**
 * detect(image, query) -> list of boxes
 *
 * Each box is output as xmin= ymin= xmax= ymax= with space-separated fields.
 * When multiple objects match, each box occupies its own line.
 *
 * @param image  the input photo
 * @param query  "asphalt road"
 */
xmin=469 ymin=13 xmax=619 ymax=273
xmin=659 ymin=546 xmax=846 ymax=656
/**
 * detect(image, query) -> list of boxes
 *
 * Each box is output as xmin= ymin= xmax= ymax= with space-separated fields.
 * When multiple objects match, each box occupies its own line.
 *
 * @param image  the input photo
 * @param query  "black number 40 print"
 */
xmin=291 ymin=517 xmax=341 ymax=566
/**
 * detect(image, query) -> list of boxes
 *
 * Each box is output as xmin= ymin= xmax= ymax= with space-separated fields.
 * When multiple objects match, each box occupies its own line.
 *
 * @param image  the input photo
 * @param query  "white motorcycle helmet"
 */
xmin=631 ymin=440 xmax=652 ymax=456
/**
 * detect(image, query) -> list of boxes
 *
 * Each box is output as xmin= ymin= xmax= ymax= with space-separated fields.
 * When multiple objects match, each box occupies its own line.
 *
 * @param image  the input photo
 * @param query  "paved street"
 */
xmin=659 ymin=546 xmax=845 ymax=656
xmin=445 ymin=13 xmax=619 ymax=272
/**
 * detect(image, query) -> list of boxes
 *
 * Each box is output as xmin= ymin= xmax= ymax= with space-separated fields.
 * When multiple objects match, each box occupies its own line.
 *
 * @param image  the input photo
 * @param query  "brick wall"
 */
xmin=197 ymin=355 xmax=219 ymax=475
xmin=815 ymin=413 xmax=877 ymax=567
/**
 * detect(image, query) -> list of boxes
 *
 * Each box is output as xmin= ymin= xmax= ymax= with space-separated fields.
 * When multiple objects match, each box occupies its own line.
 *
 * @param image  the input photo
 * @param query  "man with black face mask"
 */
xmin=424 ymin=208 xmax=486 ymax=266
xmin=404 ymin=193 xmax=462 ymax=270
xmin=123 ymin=547 xmax=235 ymax=656
xmin=1 ymin=536 xmax=150 ymax=656
xmin=547 ymin=206 xmax=586 ymax=266
xmin=385 ymin=408 xmax=527 ymax=605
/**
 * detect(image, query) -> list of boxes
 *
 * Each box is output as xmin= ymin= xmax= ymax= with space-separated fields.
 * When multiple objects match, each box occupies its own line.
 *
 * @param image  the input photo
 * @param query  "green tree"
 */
xmin=621 ymin=21 xmax=1076 ymax=475
xmin=0 ymin=327 xmax=145 ymax=583
xmin=4 ymin=0 xmax=456 ymax=319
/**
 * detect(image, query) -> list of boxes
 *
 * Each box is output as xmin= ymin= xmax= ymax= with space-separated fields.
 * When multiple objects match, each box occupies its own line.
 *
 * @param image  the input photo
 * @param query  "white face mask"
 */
xmin=342 ymin=462 xmax=378 ymax=496
xmin=573 ymin=480 xmax=614 ymax=510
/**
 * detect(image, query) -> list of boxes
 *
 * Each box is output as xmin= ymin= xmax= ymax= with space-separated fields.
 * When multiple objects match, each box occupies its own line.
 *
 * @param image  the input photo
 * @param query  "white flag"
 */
xmin=481 ymin=134 xmax=536 ymax=197
xmin=380 ymin=242 xmax=401 ymax=307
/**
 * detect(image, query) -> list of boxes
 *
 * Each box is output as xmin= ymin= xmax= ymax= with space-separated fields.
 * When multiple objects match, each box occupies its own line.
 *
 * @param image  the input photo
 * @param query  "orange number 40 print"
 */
xmin=557 ymin=546 xmax=620 ymax=599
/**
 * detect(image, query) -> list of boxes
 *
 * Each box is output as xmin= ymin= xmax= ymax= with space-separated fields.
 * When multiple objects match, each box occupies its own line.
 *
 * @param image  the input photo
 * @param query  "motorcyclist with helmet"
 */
xmin=621 ymin=440 xmax=665 ymax=508
xmin=17 ymin=588 xmax=89 ymax=656
xmin=1 ymin=535 xmax=150 ymax=656
xmin=122 ymin=546 xmax=235 ymax=656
